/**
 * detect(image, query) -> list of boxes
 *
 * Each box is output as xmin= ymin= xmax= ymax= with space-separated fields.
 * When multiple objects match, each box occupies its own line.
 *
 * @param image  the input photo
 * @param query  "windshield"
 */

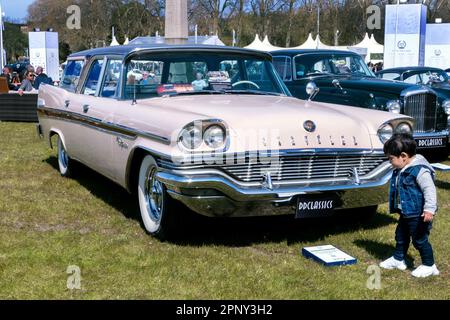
xmin=123 ymin=52 xmax=290 ymax=99
xmin=294 ymin=53 xmax=375 ymax=78
xmin=403 ymin=70 xmax=449 ymax=85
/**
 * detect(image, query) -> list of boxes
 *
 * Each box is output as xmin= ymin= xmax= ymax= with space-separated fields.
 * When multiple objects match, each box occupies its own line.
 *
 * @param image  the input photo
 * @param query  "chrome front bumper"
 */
xmin=156 ymin=162 xmax=393 ymax=217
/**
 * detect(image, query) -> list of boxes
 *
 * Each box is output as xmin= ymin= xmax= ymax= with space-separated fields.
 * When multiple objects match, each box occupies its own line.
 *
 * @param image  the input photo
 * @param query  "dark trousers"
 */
xmin=393 ymin=215 xmax=434 ymax=266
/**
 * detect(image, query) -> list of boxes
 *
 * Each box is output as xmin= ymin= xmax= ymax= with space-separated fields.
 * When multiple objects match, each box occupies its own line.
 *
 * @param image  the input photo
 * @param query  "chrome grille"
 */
xmin=403 ymin=93 xmax=437 ymax=133
xmin=159 ymin=154 xmax=387 ymax=183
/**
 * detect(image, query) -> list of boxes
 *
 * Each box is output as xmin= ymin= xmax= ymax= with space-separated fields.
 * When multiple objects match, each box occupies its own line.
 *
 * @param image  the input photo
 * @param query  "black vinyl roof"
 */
xmin=377 ymin=66 xmax=445 ymax=74
xmin=68 ymin=44 xmax=272 ymax=60
xmin=270 ymin=49 xmax=359 ymax=56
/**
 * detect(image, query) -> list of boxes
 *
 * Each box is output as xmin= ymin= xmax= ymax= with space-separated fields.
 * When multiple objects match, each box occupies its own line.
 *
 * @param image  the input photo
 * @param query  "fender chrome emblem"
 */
xmin=303 ymin=120 xmax=316 ymax=133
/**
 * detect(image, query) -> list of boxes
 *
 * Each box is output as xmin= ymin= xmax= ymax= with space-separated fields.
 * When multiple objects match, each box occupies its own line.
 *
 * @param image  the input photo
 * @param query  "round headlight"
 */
xmin=204 ymin=125 xmax=226 ymax=149
xmin=395 ymin=122 xmax=412 ymax=134
xmin=443 ymin=99 xmax=450 ymax=115
xmin=387 ymin=100 xmax=401 ymax=114
xmin=179 ymin=125 xmax=202 ymax=149
xmin=378 ymin=124 xmax=394 ymax=143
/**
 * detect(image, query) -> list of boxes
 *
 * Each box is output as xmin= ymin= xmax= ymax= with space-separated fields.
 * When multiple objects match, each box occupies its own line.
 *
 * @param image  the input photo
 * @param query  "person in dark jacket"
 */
xmin=1 ymin=66 xmax=17 ymax=90
xmin=379 ymin=133 xmax=439 ymax=278
xmin=33 ymin=66 xmax=53 ymax=89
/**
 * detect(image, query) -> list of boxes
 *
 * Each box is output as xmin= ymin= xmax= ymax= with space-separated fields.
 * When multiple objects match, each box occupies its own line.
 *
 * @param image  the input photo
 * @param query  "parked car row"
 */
xmin=36 ymin=44 xmax=447 ymax=238
xmin=271 ymin=49 xmax=450 ymax=155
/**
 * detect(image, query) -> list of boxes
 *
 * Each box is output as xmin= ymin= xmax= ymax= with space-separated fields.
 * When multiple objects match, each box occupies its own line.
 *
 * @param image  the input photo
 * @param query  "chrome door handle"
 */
xmin=82 ymin=104 xmax=90 ymax=113
xmin=64 ymin=100 xmax=70 ymax=108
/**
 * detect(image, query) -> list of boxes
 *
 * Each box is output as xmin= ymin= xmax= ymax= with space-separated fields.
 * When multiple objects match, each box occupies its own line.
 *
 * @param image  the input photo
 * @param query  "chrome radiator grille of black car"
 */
xmin=403 ymin=93 xmax=437 ymax=133
xmin=159 ymin=154 xmax=387 ymax=183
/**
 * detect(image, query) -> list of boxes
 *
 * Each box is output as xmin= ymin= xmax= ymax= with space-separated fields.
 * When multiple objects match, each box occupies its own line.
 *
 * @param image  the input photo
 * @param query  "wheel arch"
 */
xmin=48 ymin=128 xmax=67 ymax=150
xmin=125 ymin=146 xmax=163 ymax=194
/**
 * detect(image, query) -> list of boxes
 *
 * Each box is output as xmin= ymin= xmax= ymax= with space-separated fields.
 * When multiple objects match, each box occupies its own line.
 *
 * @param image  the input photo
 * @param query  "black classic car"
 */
xmin=271 ymin=49 xmax=450 ymax=155
xmin=375 ymin=66 xmax=450 ymax=93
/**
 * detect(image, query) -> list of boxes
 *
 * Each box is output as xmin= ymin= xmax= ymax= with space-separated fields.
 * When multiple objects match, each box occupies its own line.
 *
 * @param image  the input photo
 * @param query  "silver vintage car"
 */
xmin=37 ymin=44 xmax=413 ymax=239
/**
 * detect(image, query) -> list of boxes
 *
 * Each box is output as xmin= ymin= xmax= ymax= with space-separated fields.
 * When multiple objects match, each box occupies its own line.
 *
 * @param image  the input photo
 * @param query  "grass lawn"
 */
xmin=0 ymin=122 xmax=449 ymax=299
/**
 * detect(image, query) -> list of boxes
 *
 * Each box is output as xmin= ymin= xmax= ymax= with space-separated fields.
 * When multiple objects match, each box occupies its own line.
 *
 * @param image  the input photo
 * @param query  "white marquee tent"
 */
xmin=244 ymin=33 xmax=384 ymax=63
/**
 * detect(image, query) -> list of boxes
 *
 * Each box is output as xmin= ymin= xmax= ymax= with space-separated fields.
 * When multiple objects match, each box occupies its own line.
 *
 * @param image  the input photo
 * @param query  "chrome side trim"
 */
xmin=37 ymin=106 xmax=170 ymax=145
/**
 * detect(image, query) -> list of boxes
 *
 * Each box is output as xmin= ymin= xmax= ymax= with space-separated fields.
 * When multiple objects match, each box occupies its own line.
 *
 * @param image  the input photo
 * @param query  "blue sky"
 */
xmin=1 ymin=0 xmax=35 ymax=21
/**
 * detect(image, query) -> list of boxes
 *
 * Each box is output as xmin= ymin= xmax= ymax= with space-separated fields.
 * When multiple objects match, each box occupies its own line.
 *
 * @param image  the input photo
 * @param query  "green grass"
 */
xmin=0 ymin=122 xmax=449 ymax=299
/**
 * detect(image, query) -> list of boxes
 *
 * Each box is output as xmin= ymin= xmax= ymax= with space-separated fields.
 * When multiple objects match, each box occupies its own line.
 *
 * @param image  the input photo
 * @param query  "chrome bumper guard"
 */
xmin=156 ymin=162 xmax=393 ymax=217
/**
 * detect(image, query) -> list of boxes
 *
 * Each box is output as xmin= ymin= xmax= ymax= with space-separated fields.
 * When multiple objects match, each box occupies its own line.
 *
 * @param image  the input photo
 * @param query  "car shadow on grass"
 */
xmin=435 ymin=179 xmax=450 ymax=190
xmin=45 ymin=156 xmax=398 ymax=246
xmin=353 ymin=239 xmax=415 ymax=268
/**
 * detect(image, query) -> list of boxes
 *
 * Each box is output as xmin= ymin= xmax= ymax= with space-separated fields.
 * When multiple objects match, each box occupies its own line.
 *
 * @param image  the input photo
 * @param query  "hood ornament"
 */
xmin=303 ymin=120 xmax=316 ymax=133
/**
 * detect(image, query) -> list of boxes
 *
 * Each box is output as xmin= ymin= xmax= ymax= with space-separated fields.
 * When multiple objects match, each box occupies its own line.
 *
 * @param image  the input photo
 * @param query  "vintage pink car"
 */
xmin=37 ymin=45 xmax=413 ymax=239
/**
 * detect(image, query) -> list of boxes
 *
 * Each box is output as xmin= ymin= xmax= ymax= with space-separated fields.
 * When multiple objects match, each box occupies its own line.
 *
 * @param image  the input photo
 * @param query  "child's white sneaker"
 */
xmin=379 ymin=256 xmax=407 ymax=270
xmin=411 ymin=264 xmax=439 ymax=278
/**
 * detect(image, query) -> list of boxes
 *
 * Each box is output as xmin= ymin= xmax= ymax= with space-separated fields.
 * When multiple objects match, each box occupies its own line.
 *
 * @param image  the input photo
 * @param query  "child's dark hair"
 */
xmin=383 ymin=133 xmax=417 ymax=157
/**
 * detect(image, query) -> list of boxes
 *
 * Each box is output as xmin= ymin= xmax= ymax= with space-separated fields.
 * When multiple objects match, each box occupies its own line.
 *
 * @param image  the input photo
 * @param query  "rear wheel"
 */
xmin=137 ymin=155 xmax=178 ymax=239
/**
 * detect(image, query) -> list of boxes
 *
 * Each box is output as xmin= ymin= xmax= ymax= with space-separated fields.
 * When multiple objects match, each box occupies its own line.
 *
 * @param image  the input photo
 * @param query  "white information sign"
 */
xmin=29 ymin=32 xmax=60 ymax=81
xmin=425 ymin=24 xmax=450 ymax=69
xmin=302 ymin=245 xmax=357 ymax=266
xmin=384 ymin=4 xmax=427 ymax=68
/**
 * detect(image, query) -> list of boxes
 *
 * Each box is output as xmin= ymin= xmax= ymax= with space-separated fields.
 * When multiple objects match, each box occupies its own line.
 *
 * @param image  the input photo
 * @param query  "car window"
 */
xmin=379 ymin=72 xmax=400 ymax=80
xmin=82 ymin=59 xmax=105 ymax=96
xmin=60 ymin=60 xmax=84 ymax=92
xmin=125 ymin=59 xmax=164 ymax=99
xmin=273 ymin=56 xmax=292 ymax=81
xmin=124 ymin=52 xmax=290 ymax=99
xmin=219 ymin=60 xmax=240 ymax=80
xmin=101 ymin=59 xmax=122 ymax=98
xmin=294 ymin=54 xmax=373 ymax=77
xmin=403 ymin=74 xmax=421 ymax=84
xmin=418 ymin=71 xmax=447 ymax=84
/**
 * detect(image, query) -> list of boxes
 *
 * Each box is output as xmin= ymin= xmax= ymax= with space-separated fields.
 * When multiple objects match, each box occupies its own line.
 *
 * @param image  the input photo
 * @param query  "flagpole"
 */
xmin=0 ymin=4 xmax=5 ymax=69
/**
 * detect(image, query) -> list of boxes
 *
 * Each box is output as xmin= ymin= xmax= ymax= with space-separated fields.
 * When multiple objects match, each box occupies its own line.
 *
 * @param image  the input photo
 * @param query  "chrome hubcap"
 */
xmin=144 ymin=167 xmax=164 ymax=222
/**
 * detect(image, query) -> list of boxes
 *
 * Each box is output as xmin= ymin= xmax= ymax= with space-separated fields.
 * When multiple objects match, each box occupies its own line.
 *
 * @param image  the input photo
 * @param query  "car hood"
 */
xmin=131 ymin=94 xmax=409 ymax=153
xmin=310 ymin=75 xmax=416 ymax=95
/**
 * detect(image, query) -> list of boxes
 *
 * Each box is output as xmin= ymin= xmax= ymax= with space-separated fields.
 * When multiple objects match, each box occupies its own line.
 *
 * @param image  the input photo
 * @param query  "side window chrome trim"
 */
xmin=272 ymin=55 xmax=292 ymax=82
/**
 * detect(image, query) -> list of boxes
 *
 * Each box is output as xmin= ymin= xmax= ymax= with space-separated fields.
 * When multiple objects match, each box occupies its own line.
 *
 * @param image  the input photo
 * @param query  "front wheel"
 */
xmin=137 ymin=155 xmax=178 ymax=239
xmin=57 ymin=135 xmax=72 ymax=177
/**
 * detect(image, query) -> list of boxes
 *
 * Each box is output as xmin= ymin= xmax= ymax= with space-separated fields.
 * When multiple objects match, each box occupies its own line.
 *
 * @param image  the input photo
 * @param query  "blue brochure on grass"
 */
xmin=302 ymin=245 xmax=357 ymax=266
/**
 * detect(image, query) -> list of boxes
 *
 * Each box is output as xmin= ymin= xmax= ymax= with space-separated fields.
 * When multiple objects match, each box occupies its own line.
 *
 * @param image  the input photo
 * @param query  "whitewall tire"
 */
xmin=138 ymin=155 xmax=177 ymax=239
xmin=57 ymin=135 xmax=72 ymax=177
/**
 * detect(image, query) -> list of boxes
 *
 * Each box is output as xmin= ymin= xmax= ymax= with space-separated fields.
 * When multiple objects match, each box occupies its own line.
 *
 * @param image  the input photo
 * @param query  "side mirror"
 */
xmin=306 ymin=81 xmax=319 ymax=101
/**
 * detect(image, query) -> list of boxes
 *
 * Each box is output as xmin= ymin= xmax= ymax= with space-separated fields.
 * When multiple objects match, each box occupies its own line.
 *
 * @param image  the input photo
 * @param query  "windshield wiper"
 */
xmin=304 ymin=72 xmax=335 ymax=77
xmin=163 ymin=90 xmax=226 ymax=97
xmin=221 ymin=89 xmax=283 ymax=96
xmin=166 ymin=89 xmax=283 ymax=97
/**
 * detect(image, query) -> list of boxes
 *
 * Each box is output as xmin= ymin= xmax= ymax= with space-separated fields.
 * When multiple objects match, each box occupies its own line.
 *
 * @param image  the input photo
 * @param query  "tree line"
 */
xmin=4 ymin=0 xmax=450 ymax=63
